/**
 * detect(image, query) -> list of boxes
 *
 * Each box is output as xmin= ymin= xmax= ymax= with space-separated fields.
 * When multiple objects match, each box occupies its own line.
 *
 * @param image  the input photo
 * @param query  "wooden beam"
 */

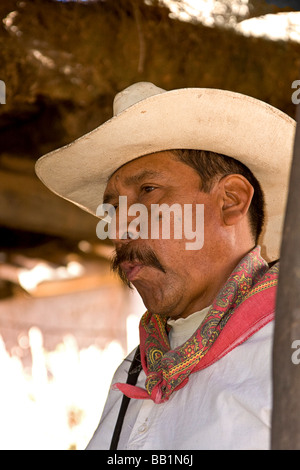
xmin=0 ymin=167 xmax=99 ymax=241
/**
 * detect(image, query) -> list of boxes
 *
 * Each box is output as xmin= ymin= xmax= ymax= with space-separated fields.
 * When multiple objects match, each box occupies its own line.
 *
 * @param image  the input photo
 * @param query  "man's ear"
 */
xmin=218 ymin=174 xmax=254 ymax=226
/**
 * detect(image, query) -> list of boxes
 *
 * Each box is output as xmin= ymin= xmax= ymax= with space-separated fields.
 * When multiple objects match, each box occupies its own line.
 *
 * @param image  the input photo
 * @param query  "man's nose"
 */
xmin=111 ymin=202 xmax=141 ymax=243
xmin=116 ymin=216 xmax=142 ymax=242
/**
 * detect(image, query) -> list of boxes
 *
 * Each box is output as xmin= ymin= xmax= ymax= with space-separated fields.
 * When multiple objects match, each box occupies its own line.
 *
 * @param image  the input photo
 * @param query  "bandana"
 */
xmin=114 ymin=246 xmax=278 ymax=404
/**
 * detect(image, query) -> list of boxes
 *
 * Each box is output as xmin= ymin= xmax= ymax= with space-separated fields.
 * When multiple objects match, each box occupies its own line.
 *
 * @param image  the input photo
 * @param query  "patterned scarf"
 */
xmin=114 ymin=246 xmax=279 ymax=404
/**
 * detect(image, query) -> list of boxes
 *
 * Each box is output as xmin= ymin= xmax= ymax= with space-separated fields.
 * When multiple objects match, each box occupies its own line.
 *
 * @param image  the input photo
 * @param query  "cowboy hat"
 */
xmin=35 ymin=82 xmax=296 ymax=261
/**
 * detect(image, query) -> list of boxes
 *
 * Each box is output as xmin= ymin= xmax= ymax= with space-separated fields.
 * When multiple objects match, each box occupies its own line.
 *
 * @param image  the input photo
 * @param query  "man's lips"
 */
xmin=120 ymin=261 xmax=145 ymax=281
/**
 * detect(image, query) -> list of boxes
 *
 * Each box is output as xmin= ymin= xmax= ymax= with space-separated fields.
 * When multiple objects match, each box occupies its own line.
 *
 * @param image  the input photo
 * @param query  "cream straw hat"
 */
xmin=35 ymin=82 xmax=296 ymax=261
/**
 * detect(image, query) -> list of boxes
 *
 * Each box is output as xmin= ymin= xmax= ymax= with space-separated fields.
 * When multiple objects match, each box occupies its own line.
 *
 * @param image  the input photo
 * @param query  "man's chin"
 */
xmin=134 ymin=287 xmax=178 ymax=319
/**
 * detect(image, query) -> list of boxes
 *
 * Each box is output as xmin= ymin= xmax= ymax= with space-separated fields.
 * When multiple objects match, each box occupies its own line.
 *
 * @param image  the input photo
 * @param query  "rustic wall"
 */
xmin=1 ymin=0 xmax=299 ymax=158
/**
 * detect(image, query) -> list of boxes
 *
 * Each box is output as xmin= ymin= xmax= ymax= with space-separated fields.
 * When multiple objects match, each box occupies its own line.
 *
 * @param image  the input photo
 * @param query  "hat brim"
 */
xmin=35 ymin=88 xmax=296 ymax=261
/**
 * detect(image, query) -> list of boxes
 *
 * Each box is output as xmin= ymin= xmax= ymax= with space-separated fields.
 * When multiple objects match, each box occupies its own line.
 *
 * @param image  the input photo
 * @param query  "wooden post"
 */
xmin=271 ymin=105 xmax=300 ymax=449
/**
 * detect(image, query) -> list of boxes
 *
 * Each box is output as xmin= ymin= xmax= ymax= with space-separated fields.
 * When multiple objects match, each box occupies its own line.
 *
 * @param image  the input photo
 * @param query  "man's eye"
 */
xmin=142 ymin=185 xmax=156 ymax=193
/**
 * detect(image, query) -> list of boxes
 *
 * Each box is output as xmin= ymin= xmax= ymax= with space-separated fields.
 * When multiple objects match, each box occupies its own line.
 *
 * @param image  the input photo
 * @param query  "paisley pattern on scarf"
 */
xmin=114 ymin=246 xmax=279 ymax=404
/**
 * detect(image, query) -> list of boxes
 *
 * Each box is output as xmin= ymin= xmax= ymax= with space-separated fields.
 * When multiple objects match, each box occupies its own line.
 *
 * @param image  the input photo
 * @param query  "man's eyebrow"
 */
xmin=103 ymin=169 xmax=166 ymax=204
xmin=123 ymin=169 xmax=166 ymax=186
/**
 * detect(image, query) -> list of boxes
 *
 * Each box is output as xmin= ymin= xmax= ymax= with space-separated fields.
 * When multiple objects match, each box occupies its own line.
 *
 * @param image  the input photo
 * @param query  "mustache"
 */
xmin=111 ymin=244 xmax=166 ymax=287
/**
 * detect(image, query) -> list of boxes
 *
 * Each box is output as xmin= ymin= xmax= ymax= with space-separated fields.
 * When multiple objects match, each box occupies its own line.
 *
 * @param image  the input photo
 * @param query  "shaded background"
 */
xmin=0 ymin=0 xmax=299 ymax=449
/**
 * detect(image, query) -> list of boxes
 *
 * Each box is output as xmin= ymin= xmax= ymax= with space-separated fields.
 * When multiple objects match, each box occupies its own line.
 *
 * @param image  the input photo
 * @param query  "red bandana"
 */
xmin=114 ymin=246 xmax=278 ymax=404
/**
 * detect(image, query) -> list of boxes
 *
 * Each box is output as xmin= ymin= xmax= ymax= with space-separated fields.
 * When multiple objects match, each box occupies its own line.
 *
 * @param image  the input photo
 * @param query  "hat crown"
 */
xmin=113 ymin=82 xmax=166 ymax=115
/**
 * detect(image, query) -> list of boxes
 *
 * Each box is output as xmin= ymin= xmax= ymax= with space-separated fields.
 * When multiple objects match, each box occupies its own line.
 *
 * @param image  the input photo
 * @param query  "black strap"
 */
xmin=109 ymin=346 xmax=142 ymax=450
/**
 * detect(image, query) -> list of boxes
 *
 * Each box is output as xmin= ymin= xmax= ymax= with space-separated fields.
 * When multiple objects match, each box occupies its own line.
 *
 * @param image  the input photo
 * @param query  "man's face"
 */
xmin=103 ymin=151 xmax=235 ymax=319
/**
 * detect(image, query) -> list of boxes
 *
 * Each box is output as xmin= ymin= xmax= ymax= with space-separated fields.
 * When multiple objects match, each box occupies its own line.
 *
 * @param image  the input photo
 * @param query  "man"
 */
xmin=36 ymin=82 xmax=296 ymax=450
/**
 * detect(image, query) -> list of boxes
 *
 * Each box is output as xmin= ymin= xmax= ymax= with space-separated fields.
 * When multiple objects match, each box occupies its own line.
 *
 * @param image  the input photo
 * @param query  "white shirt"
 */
xmin=87 ymin=311 xmax=273 ymax=450
xmin=167 ymin=306 xmax=211 ymax=349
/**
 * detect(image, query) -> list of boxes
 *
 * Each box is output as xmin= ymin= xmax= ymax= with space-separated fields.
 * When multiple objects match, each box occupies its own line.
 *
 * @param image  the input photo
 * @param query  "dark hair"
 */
xmin=172 ymin=149 xmax=265 ymax=244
